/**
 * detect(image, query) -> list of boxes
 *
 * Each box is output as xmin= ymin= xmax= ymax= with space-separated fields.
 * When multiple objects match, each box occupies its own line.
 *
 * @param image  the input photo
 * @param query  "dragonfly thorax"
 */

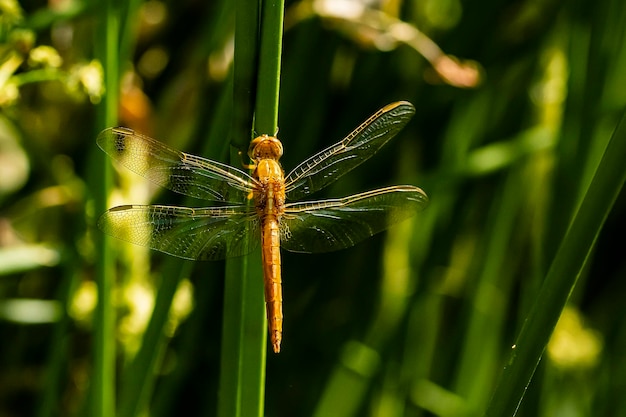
xmin=248 ymin=134 xmax=283 ymax=161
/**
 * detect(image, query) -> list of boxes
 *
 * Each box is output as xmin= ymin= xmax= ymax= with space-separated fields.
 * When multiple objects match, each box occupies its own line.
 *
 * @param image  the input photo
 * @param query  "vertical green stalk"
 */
xmin=118 ymin=262 xmax=189 ymax=417
xmin=218 ymin=0 xmax=260 ymax=416
xmin=245 ymin=1 xmax=284 ymax=413
xmin=229 ymin=0 xmax=259 ymax=152
xmin=91 ymin=1 xmax=119 ymax=416
xmin=254 ymin=0 xmax=285 ymax=133
xmin=36 ymin=264 xmax=76 ymax=417
xmin=219 ymin=0 xmax=284 ymax=416
xmin=484 ymin=109 xmax=626 ymax=416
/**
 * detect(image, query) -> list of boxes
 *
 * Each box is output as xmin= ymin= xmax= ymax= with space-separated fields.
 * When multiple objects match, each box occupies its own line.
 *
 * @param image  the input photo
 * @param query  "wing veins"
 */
xmin=281 ymin=185 xmax=428 ymax=253
xmin=98 ymin=204 xmax=259 ymax=260
xmin=97 ymin=127 xmax=258 ymax=203
xmin=284 ymin=102 xmax=415 ymax=199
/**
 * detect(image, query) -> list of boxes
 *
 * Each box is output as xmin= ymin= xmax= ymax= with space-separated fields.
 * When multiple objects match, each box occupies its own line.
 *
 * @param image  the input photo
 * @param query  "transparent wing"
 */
xmin=98 ymin=204 xmax=259 ymax=260
xmin=97 ymin=127 xmax=257 ymax=203
xmin=284 ymin=102 xmax=415 ymax=200
xmin=280 ymin=185 xmax=428 ymax=253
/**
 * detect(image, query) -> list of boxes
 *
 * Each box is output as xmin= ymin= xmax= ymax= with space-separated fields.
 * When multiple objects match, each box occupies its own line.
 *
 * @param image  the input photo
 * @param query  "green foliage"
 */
xmin=0 ymin=0 xmax=625 ymax=416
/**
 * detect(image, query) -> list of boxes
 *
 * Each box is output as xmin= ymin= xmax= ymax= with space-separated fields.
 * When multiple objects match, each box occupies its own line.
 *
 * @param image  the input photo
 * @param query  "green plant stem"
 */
xmin=11 ymin=69 xmax=63 ymax=86
xmin=254 ymin=0 xmax=285 ymax=133
xmin=218 ymin=0 xmax=262 ymax=416
xmin=91 ymin=2 xmax=119 ymax=417
xmin=118 ymin=261 xmax=190 ymax=417
xmin=36 ymin=260 xmax=76 ymax=417
xmin=484 ymin=109 xmax=626 ymax=417
xmin=219 ymin=1 xmax=284 ymax=416
xmin=245 ymin=3 xmax=285 ymax=413
xmin=229 ymin=0 xmax=260 ymax=153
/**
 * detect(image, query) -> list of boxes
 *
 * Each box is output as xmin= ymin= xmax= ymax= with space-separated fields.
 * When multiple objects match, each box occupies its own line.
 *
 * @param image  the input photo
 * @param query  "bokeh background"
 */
xmin=1 ymin=0 xmax=625 ymax=416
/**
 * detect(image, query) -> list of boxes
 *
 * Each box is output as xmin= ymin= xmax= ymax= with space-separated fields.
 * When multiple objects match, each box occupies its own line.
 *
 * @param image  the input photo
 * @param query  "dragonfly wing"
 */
xmin=97 ymin=127 xmax=257 ymax=203
xmin=284 ymin=102 xmax=415 ymax=200
xmin=280 ymin=185 xmax=428 ymax=253
xmin=98 ymin=205 xmax=259 ymax=260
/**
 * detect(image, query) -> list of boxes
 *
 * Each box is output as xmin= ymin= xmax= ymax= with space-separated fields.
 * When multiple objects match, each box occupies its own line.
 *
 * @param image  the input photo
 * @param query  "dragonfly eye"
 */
xmin=248 ymin=134 xmax=283 ymax=161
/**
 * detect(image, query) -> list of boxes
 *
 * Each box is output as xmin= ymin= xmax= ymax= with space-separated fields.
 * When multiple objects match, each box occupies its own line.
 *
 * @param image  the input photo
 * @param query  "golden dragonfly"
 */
xmin=97 ymin=101 xmax=428 ymax=353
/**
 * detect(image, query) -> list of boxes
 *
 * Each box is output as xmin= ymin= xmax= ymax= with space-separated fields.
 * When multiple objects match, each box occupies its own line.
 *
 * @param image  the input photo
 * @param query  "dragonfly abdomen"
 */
xmin=258 ymin=179 xmax=285 ymax=353
xmin=253 ymin=154 xmax=286 ymax=353
xmin=261 ymin=215 xmax=283 ymax=353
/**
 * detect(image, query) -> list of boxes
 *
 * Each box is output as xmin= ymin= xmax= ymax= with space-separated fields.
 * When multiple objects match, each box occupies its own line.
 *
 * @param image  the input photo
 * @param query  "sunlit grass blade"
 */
xmin=117 ymin=261 xmax=190 ymax=417
xmin=218 ymin=0 xmax=264 ymax=416
xmin=219 ymin=0 xmax=285 ymax=415
xmin=484 ymin=109 xmax=626 ymax=416
xmin=90 ymin=1 xmax=120 ymax=416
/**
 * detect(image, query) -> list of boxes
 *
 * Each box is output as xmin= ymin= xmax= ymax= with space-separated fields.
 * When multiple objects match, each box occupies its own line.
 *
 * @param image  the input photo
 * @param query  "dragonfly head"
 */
xmin=248 ymin=134 xmax=283 ymax=161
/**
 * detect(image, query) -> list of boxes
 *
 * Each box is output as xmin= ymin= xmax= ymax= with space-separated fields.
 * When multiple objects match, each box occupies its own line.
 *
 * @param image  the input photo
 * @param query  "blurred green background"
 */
xmin=1 ymin=0 xmax=625 ymax=416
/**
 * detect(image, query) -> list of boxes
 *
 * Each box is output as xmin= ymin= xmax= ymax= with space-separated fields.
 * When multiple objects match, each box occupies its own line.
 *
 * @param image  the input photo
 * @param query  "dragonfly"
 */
xmin=97 ymin=101 xmax=428 ymax=353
